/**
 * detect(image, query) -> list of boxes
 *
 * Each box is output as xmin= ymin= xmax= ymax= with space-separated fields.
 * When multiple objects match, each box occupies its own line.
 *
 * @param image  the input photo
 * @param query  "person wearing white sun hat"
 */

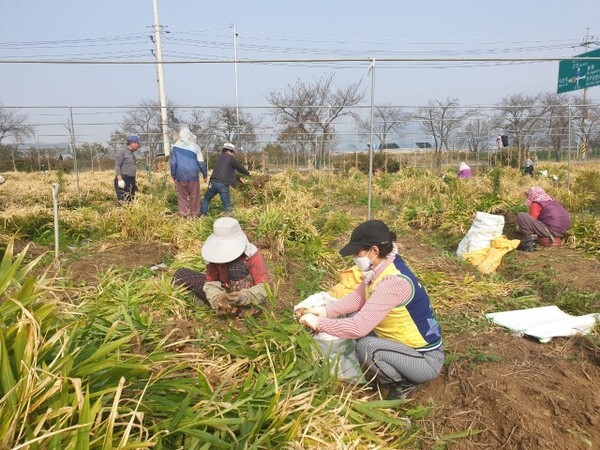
xmin=173 ymin=217 xmax=269 ymax=316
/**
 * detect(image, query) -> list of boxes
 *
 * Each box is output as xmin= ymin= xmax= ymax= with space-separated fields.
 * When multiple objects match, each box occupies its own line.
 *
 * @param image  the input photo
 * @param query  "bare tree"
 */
xmin=355 ymin=103 xmax=408 ymax=151
xmin=206 ymin=106 xmax=260 ymax=156
xmin=108 ymin=131 xmax=127 ymax=156
xmin=267 ymin=73 xmax=364 ymax=169
xmin=460 ymin=117 xmax=492 ymax=154
xmin=540 ymin=93 xmax=571 ymax=161
xmin=494 ymin=93 xmax=547 ymax=165
xmin=78 ymin=142 xmax=107 ymax=171
xmin=185 ymin=109 xmax=216 ymax=159
xmin=414 ymin=98 xmax=471 ymax=152
xmin=0 ymin=105 xmax=35 ymax=171
xmin=119 ymin=99 xmax=182 ymax=164
xmin=571 ymin=93 xmax=600 ymax=159
xmin=413 ymin=98 xmax=471 ymax=170
xmin=277 ymin=124 xmax=313 ymax=168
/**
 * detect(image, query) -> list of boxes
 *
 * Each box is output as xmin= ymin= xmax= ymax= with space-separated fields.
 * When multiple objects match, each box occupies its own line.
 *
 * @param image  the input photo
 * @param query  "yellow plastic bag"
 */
xmin=328 ymin=266 xmax=363 ymax=299
xmin=461 ymin=236 xmax=520 ymax=274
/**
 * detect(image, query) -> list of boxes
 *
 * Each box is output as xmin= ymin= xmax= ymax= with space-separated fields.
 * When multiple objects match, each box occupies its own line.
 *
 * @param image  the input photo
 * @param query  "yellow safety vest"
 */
xmin=365 ymin=262 xmax=431 ymax=349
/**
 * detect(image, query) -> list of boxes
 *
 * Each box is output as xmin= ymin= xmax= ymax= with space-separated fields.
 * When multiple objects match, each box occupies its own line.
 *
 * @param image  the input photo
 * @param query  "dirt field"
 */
xmin=48 ymin=235 xmax=600 ymax=449
xmin=400 ymin=235 xmax=600 ymax=449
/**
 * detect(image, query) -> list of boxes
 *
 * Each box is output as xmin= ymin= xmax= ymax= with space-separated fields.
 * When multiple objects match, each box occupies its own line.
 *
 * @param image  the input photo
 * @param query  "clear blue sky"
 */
xmin=1 ymin=0 xmax=599 ymax=145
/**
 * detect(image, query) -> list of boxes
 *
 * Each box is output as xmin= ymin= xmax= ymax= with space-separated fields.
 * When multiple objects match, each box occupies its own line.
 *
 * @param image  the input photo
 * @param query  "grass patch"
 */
xmin=445 ymin=348 xmax=503 ymax=367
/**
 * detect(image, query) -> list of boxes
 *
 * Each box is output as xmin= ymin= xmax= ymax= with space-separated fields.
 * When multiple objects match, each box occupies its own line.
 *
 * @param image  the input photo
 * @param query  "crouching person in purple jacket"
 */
xmin=516 ymin=187 xmax=571 ymax=249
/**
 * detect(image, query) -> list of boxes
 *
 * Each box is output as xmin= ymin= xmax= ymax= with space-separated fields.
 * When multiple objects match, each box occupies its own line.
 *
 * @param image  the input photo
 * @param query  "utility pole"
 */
xmin=152 ymin=0 xmax=170 ymax=157
xmin=578 ymin=29 xmax=599 ymax=159
xmin=231 ymin=24 xmax=241 ymax=150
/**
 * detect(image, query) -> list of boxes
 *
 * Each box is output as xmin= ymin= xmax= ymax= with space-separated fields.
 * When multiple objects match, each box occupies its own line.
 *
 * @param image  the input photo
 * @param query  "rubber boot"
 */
xmin=517 ymin=235 xmax=538 ymax=252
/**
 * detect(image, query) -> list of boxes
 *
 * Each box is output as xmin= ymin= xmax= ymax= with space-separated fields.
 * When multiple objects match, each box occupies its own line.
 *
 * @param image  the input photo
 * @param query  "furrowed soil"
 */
xmin=399 ymin=235 xmax=600 ymax=450
xmin=45 ymin=234 xmax=600 ymax=449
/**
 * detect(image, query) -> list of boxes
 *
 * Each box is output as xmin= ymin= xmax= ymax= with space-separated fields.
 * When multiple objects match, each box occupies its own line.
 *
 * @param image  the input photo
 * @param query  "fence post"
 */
xmin=51 ymin=183 xmax=60 ymax=260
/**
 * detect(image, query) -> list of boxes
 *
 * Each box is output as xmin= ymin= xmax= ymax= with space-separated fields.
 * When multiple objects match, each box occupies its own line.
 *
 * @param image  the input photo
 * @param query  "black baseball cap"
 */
xmin=339 ymin=220 xmax=392 ymax=256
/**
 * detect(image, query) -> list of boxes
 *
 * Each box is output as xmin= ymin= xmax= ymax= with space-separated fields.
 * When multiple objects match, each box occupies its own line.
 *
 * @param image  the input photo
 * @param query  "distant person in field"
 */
xmin=496 ymin=135 xmax=503 ymax=149
xmin=170 ymin=127 xmax=207 ymax=218
xmin=172 ymin=217 xmax=269 ymax=317
xmin=458 ymin=161 xmax=472 ymax=178
xmin=114 ymin=135 xmax=141 ymax=204
xmin=200 ymin=142 xmax=250 ymax=216
xmin=516 ymin=187 xmax=570 ymax=247
xmin=297 ymin=220 xmax=444 ymax=400
xmin=523 ymin=157 xmax=534 ymax=177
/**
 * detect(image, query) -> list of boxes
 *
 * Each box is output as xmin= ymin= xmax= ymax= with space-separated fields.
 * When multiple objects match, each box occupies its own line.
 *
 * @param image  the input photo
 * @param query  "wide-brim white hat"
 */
xmin=201 ymin=217 xmax=248 ymax=264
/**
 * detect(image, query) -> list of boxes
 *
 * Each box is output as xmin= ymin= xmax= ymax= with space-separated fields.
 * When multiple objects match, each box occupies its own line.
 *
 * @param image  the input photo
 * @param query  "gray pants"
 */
xmin=355 ymin=336 xmax=444 ymax=385
xmin=516 ymin=212 xmax=556 ymax=238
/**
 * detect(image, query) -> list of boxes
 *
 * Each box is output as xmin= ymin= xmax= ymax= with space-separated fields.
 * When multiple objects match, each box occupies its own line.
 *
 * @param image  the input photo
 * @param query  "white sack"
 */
xmin=294 ymin=292 xmax=365 ymax=384
xmin=456 ymin=212 xmax=505 ymax=256
xmin=313 ymin=332 xmax=365 ymax=384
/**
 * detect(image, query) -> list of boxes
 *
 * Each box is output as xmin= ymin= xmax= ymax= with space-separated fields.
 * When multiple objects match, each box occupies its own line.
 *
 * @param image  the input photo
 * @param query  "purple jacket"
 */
xmin=458 ymin=168 xmax=472 ymax=178
xmin=538 ymin=200 xmax=571 ymax=236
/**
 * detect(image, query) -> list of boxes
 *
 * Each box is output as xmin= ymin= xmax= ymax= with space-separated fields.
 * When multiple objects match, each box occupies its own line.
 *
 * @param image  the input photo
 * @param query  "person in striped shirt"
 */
xmin=298 ymin=220 xmax=444 ymax=399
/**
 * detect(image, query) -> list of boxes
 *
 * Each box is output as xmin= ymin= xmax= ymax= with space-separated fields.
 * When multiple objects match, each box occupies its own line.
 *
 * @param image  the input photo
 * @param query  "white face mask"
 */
xmin=353 ymin=248 xmax=376 ymax=273
xmin=353 ymin=254 xmax=372 ymax=272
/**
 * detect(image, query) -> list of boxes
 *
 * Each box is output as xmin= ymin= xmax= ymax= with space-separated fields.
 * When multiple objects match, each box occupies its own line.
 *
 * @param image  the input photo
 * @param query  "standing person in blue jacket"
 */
xmin=170 ymin=127 xmax=207 ymax=218
xmin=200 ymin=142 xmax=250 ymax=216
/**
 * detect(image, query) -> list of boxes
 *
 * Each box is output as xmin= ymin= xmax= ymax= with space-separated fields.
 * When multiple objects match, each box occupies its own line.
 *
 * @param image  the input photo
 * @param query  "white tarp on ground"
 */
xmin=486 ymin=306 xmax=600 ymax=343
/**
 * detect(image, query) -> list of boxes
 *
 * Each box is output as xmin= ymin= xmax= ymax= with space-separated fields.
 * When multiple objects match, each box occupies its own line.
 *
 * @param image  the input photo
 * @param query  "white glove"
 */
xmin=117 ymin=179 xmax=126 ymax=189
xmin=299 ymin=313 xmax=320 ymax=331
xmin=294 ymin=305 xmax=327 ymax=319
xmin=203 ymin=281 xmax=226 ymax=310
xmin=294 ymin=292 xmax=327 ymax=311
xmin=306 ymin=306 xmax=327 ymax=318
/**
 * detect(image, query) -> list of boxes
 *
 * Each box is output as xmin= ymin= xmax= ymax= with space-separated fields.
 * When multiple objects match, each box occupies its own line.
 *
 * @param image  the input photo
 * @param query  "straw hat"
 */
xmin=201 ymin=217 xmax=248 ymax=263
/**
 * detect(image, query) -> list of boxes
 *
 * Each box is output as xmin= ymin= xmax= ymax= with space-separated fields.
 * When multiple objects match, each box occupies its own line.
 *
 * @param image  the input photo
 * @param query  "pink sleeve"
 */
xmin=317 ymin=275 xmax=413 ymax=339
xmin=325 ymin=285 xmax=366 ymax=317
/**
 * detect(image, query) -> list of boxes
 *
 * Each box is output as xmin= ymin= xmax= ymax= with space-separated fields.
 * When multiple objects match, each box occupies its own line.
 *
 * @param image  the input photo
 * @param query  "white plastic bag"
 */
xmin=313 ymin=333 xmax=366 ymax=384
xmin=293 ymin=291 xmax=338 ymax=311
xmin=294 ymin=292 xmax=366 ymax=384
xmin=456 ymin=212 xmax=505 ymax=256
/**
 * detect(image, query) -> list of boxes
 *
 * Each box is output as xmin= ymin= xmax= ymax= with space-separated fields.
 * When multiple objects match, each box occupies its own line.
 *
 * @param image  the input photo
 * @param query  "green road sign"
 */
xmin=557 ymin=48 xmax=600 ymax=94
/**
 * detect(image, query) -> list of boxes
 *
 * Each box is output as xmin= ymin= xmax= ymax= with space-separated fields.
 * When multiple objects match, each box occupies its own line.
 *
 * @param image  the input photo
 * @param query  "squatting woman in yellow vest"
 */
xmin=299 ymin=220 xmax=444 ymax=400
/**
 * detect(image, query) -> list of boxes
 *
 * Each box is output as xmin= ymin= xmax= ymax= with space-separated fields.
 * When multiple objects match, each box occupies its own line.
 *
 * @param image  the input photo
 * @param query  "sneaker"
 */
xmin=386 ymin=381 xmax=419 ymax=400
